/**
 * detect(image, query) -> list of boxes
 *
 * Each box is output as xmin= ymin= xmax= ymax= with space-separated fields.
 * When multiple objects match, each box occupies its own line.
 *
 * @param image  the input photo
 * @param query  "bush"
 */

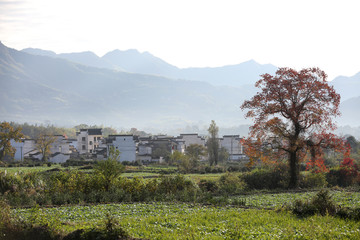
xmin=292 ymin=199 xmax=318 ymax=217
xmin=300 ymin=172 xmax=328 ymax=189
xmin=0 ymin=172 xmax=21 ymax=194
xmin=198 ymin=179 xmax=219 ymax=193
xmin=242 ymin=164 xmax=289 ymax=190
xmin=218 ymin=172 xmax=245 ymax=195
xmin=157 ymin=175 xmax=199 ymax=201
xmin=327 ymin=167 xmax=358 ymax=187
xmin=292 ymin=189 xmax=338 ymax=217
xmin=64 ymin=213 xmax=129 ymax=240
xmin=94 ymin=149 xmax=125 ymax=191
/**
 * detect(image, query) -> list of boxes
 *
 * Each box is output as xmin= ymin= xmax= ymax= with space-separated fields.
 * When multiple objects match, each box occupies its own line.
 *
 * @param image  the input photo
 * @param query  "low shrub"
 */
xmin=218 ymin=172 xmax=245 ymax=195
xmin=63 ymin=213 xmax=129 ymax=240
xmin=300 ymin=172 xmax=328 ymax=189
xmin=327 ymin=167 xmax=358 ymax=187
xmin=292 ymin=189 xmax=338 ymax=217
xmin=242 ymin=164 xmax=289 ymax=190
xmin=157 ymin=175 xmax=199 ymax=201
xmin=198 ymin=179 xmax=219 ymax=193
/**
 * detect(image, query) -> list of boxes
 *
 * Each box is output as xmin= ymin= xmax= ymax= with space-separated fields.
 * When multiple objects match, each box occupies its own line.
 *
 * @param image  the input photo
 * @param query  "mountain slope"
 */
xmin=21 ymin=47 xmax=277 ymax=87
xmin=330 ymin=72 xmax=360 ymax=102
xmin=178 ymin=60 xmax=277 ymax=86
xmin=58 ymin=51 xmax=115 ymax=70
xmin=4 ymin=42 xmax=359 ymax=129
xmin=102 ymin=49 xmax=179 ymax=76
xmin=1 ymin=42 xmax=252 ymax=129
xmin=339 ymin=96 xmax=360 ymax=126
xmin=21 ymin=48 xmax=57 ymax=58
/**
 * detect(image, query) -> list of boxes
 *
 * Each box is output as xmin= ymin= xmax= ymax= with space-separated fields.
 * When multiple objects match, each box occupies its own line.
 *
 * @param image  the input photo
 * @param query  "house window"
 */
xmin=89 ymin=141 xmax=93 ymax=145
xmin=82 ymin=145 xmax=86 ymax=150
xmin=82 ymin=137 xmax=85 ymax=141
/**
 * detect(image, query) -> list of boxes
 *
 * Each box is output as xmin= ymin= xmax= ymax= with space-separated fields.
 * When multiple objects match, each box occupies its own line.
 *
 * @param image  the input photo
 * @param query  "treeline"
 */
xmin=7 ymin=122 xmax=134 ymax=139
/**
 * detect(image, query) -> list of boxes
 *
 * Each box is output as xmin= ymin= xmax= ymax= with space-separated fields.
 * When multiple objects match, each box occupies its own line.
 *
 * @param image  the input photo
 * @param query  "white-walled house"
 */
xmin=9 ymin=136 xmax=71 ymax=163
xmin=10 ymin=139 xmax=36 ymax=161
xmin=77 ymin=129 xmax=103 ymax=154
xmin=107 ymin=135 xmax=137 ymax=162
xmin=50 ymin=152 xmax=70 ymax=163
xmin=174 ymin=139 xmax=186 ymax=153
xmin=179 ymin=133 xmax=206 ymax=149
xmin=50 ymin=135 xmax=71 ymax=154
xmin=220 ymin=135 xmax=246 ymax=161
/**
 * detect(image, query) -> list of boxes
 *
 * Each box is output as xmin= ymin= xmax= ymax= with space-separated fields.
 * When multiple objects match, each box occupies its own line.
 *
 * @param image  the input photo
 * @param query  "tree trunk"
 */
xmin=288 ymin=151 xmax=299 ymax=189
xmin=0 ymin=150 xmax=4 ymax=161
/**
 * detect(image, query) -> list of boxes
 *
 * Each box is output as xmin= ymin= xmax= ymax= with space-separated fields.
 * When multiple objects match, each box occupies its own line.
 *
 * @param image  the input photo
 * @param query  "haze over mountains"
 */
xmin=22 ymin=47 xmax=277 ymax=87
xmin=1 ymin=42 xmax=360 ymax=136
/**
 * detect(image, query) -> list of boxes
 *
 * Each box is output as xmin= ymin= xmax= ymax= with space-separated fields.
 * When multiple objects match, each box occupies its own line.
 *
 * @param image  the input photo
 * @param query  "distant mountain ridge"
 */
xmin=330 ymin=72 xmax=360 ymax=102
xmin=2 ymin=42 xmax=255 ymax=130
xmin=21 ymin=47 xmax=277 ymax=87
xmin=0 ymin=42 xmax=358 ymax=132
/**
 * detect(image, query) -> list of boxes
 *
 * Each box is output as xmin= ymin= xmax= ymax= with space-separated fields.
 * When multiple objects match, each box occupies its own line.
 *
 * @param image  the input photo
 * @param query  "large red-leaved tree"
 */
xmin=241 ymin=67 xmax=342 ymax=188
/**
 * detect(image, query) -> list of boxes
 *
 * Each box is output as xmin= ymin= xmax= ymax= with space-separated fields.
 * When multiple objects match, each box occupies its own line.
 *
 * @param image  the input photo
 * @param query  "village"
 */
xmin=9 ymin=128 xmax=247 ymax=164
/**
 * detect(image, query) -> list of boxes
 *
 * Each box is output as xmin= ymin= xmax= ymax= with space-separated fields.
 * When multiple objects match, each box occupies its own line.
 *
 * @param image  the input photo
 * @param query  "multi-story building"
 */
xmin=106 ymin=135 xmax=137 ymax=162
xmin=178 ymin=133 xmax=206 ymax=149
xmin=77 ymin=128 xmax=103 ymax=154
xmin=220 ymin=135 xmax=245 ymax=161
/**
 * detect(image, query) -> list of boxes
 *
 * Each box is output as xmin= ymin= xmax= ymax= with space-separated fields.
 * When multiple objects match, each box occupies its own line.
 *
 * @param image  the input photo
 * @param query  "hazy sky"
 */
xmin=1 ymin=0 xmax=359 ymax=80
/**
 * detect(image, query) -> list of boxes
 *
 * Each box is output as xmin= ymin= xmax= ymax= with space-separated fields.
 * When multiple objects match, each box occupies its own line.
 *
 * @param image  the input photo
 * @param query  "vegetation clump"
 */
xmin=291 ymin=189 xmax=360 ymax=221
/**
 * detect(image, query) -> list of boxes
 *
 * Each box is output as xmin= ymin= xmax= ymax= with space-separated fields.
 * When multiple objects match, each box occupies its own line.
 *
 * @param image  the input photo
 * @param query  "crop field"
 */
xmin=230 ymin=190 xmax=360 ymax=209
xmin=12 ymin=203 xmax=360 ymax=239
xmin=0 ymin=165 xmax=62 ymax=174
xmin=12 ymin=190 xmax=360 ymax=239
xmin=0 ymin=165 xmax=224 ymax=181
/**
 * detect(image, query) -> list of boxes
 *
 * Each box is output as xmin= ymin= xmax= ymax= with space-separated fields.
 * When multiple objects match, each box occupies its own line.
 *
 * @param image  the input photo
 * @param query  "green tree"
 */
xmin=36 ymin=134 xmax=57 ymax=162
xmin=169 ymin=150 xmax=185 ymax=165
xmin=170 ymin=151 xmax=193 ymax=172
xmin=346 ymin=136 xmax=359 ymax=153
xmin=186 ymin=144 xmax=207 ymax=167
xmin=219 ymin=147 xmax=230 ymax=163
xmin=152 ymin=145 xmax=170 ymax=162
xmin=207 ymin=120 xmax=219 ymax=166
xmin=0 ymin=122 xmax=24 ymax=161
xmin=178 ymin=155 xmax=192 ymax=172
xmin=95 ymin=147 xmax=125 ymax=191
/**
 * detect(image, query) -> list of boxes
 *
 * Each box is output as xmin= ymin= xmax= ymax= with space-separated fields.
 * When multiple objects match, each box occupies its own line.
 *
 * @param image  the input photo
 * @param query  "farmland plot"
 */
xmin=13 ymin=202 xmax=360 ymax=239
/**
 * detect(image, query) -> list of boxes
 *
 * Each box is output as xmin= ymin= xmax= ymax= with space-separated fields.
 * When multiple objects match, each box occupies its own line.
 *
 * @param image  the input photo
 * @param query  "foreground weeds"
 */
xmin=10 ymin=202 xmax=360 ymax=239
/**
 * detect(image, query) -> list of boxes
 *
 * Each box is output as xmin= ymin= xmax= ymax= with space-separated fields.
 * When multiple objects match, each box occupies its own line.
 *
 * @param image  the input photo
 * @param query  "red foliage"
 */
xmin=241 ymin=67 xmax=342 ymax=188
xmin=340 ymin=157 xmax=358 ymax=176
xmin=306 ymin=157 xmax=329 ymax=173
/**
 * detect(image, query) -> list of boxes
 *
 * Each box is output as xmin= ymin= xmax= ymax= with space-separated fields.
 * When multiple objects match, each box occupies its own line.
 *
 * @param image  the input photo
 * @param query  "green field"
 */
xmin=3 ymin=164 xmax=360 ymax=239
xmin=229 ymin=190 xmax=360 ymax=209
xmin=12 ymin=202 xmax=360 ymax=239
xmin=0 ymin=165 xmax=224 ymax=182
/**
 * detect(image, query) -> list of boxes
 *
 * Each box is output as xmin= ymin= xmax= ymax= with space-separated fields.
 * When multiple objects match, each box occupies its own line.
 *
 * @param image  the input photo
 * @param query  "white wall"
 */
xmin=109 ymin=135 xmax=136 ymax=162
xmin=50 ymin=153 xmax=70 ymax=163
xmin=10 ymin=139 xmax=36 ymax=161
xmin=220 ymin=135 xmax=243 ymax=155
xmin=180 ymin=134 xmax=206 ymax=148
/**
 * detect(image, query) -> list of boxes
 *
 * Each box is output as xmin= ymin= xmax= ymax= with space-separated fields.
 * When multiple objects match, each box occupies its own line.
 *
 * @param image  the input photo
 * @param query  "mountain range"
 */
xmin=1 ymin=42 xmax=360 ymax=136
xmin=22 ymin=47 xmax=278 ymax=87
